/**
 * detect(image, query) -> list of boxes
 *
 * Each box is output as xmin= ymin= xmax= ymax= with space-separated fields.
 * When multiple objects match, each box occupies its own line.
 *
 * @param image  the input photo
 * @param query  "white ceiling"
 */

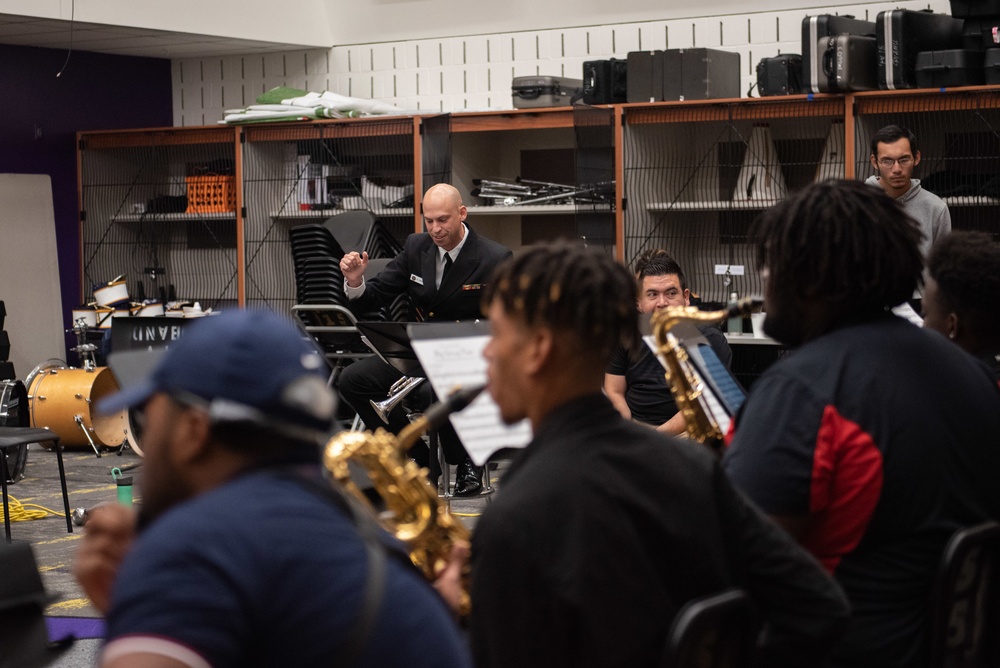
xmin=0 ymin=13 xmax=319 ymax=59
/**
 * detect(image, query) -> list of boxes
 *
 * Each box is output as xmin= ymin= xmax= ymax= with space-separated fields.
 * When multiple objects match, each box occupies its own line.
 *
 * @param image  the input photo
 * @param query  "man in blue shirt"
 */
xmin=74 ymin=309 xmax=470 ymax=668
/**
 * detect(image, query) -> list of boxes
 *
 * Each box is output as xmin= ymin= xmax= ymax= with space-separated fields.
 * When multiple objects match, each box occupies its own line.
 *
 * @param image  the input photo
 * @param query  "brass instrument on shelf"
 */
xmin=650 ymin=299 xmax=757 ymax=451
xmin=323 ymin=385 xmax=483 ymax=615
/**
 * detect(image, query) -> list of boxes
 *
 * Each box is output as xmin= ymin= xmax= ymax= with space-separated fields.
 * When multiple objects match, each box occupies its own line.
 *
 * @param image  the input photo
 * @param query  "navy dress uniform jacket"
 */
xmin=350 ymin=227 xmax=512 ymax=322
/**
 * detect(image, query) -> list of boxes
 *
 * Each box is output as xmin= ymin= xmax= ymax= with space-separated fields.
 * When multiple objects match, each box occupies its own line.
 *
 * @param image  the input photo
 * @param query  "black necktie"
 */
xmin=442 ymin=253 xmax=453 ymax=279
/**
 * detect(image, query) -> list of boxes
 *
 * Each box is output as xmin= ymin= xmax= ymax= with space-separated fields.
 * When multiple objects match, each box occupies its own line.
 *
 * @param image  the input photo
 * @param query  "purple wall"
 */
xmin=0 ymin=44 xmax=173 ymax=360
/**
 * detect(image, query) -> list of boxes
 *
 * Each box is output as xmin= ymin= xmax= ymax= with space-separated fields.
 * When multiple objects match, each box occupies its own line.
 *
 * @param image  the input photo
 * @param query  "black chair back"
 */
xmin=929 ymin=521 xmax=1000 ymax=668
xmin=662 ymin=588 xmax=759 ymax=668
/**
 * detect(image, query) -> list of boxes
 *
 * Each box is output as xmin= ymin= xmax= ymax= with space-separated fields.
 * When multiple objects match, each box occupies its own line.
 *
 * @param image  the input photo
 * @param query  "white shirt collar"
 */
xmin=438 ymin=223 xmax=469 ymax=263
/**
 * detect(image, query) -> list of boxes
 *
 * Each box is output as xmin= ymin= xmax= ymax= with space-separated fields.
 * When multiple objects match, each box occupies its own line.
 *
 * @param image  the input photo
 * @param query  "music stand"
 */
xmin=646 ymin=322 xmax=747 ymax=435
xmin=409 ymin=322 xmax=531 ymax=499
xmin=355 ymin=321 xmax=424 ymax=378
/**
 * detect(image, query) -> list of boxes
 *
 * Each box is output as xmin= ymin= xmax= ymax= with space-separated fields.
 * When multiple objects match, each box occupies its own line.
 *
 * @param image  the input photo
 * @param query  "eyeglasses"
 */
xmin=878 ymin=156 xmax=913 ymax=169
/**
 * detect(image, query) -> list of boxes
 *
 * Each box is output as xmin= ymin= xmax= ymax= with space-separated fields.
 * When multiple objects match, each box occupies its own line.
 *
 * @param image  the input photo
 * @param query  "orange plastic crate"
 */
xmin=185 ymin=175 xmax=236 ymax=214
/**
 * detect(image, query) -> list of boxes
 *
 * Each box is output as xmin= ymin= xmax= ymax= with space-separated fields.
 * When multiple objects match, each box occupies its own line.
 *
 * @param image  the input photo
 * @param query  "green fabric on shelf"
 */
xmin=255 ymin=86 xmax=309 ymax=105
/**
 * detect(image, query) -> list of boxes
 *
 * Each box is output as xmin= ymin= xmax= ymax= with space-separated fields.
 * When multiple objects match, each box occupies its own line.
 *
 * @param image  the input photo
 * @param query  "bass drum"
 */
xmin=0 ymin=380 xmax=29 ymax=482
xmin=26 ymin=361 xmax=127 ymax=449
xmin=123 ymin=408 xmax=144 ymax=456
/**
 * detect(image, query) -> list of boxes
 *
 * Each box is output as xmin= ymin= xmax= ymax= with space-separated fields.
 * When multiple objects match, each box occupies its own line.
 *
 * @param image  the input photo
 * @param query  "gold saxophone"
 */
xmin=322 ymin=385 xmax=483 ymax=615
xmin=650 ymin=299 xmax=757 ymax=451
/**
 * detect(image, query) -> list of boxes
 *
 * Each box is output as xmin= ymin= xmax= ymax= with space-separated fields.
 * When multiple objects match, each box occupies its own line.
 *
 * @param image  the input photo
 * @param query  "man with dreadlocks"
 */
xmin=462 ymin=241 xmax=849 ymax=667
xmin=722 ymin=180 xmax=1000 ymax=667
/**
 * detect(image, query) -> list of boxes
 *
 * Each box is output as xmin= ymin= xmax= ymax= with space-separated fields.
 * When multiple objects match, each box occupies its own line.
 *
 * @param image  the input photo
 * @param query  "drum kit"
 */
xmin=1 ymin=315 xmax=143 ymax=474
xmin=3 ymin=274 xmax=217 ymax=473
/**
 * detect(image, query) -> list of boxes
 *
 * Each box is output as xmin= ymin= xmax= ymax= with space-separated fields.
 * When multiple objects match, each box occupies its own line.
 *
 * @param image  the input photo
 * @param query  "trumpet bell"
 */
xmin=370 ymin=376 xmax=426 ymax=424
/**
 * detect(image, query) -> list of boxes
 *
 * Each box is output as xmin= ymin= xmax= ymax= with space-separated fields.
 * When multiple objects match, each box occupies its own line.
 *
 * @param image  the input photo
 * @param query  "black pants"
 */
xmin=337 ymin=355 xmax=472 ymax=466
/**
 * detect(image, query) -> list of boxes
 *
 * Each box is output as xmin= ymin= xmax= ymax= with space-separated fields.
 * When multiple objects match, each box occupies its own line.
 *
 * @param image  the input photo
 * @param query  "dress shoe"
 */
xmin=453 ymin=460 xmax=483 ymax=497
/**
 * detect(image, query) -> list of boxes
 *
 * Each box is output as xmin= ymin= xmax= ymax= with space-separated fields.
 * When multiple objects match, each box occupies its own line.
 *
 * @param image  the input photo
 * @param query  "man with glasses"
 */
xmin=73 ymin=309 xmax=471 ymax=668
xmin=866 ymin=124 xmax=951 ymax=260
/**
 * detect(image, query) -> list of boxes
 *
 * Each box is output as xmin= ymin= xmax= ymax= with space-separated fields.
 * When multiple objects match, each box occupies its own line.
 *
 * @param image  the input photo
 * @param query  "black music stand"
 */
xmin=652 ymin=322 xmax=747 ymax=430
xmin=672 ymin=322 xmax=747 ymax=417
xmin=355 ymin=321 xmax=424 ymax=378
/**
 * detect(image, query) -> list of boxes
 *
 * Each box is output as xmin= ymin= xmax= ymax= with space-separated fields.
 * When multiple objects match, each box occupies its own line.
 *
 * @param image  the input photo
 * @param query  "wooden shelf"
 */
xmin=79 ymin=88 xmax=1000 ymax=312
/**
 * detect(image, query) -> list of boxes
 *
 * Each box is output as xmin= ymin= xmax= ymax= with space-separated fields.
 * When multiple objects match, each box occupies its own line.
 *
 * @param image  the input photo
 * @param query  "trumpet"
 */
xmin=324 ymin=385 xmax=484 ymax=615
xmin=370 ymin=375 xmax=425 ymax=424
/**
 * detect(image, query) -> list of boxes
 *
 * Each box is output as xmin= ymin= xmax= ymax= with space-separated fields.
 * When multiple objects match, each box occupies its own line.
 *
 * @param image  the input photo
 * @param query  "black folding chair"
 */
xmin=662 ymin=588 xmax=759 ymax=668
xmin=0 ymin=541 xmax=74 ymax=666
xmin=928 ymin=521 xmax=1000 ymax=668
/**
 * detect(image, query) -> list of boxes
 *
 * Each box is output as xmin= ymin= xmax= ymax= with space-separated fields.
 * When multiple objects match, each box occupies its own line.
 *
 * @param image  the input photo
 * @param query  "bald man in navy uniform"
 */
xmin=339 ymin=183 xmax=512 ymax=495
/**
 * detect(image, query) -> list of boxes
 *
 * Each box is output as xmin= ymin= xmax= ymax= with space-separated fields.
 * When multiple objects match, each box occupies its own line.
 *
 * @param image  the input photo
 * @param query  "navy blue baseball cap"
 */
xmin=98 ymin=309 xmax=336 ymax=439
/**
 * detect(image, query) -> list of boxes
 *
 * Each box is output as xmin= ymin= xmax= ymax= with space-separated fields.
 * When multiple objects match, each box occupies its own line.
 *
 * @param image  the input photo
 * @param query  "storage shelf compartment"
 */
xmin=113 ymin=212 xmax=236 ymax=223
xmin=647 ymin=200 xmax=775 ymax=212
xmin=466 ymin=204 xmax=612 ymax=215
xmin=269 ymin=208 xmax=415 ymax=219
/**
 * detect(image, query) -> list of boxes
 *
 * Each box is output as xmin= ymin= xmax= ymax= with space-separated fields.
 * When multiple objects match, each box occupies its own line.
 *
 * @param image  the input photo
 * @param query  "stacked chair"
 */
xmin=289 ymin=211 xmax=412 ymax=391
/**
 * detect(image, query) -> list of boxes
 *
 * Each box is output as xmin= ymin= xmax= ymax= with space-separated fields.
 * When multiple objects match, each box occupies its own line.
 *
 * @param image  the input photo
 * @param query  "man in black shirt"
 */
xmin=462 ymin=242 xmax=848 ymax=667
xmin=605 ymin=250 xmax=732 ymax=434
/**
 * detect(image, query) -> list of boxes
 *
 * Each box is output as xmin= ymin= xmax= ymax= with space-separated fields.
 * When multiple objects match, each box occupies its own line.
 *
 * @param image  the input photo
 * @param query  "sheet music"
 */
xmin=645 ymin=336 xmax=732 ymax=434
xmin=411 ymin=334 xmax=532 ymax=466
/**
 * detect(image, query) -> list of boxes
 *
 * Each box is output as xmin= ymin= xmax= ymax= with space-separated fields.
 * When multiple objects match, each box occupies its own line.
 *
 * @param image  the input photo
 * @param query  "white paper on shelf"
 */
xmin=411 ymin=333 xmax=531 ymax=466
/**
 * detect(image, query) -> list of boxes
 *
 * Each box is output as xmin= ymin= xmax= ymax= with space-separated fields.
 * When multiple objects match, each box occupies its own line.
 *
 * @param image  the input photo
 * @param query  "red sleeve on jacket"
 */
xmin=804 ymin=405 xmax=883 ymax=574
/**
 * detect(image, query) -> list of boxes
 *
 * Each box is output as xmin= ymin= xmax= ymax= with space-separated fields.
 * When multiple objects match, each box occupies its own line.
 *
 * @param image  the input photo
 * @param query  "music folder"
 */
xmin=408 ymin=322 xmax=531 ymax=466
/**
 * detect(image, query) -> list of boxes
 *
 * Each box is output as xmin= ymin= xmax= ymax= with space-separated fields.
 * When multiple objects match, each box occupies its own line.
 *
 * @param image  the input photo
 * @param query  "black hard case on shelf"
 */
xmin=961 ymin=19 xmax=1000 ymax=50
xmin=986 ymin=48 xmax=1000 ymax=83
xmin=511 ymin=76 xmax=583 ymax=108
xmin=817 ymin=35 xmax=879 ymax=92
xmin=950 ymin=0 xmax=1000 ymax=18
xmin=876 ymin=10 xmax=964 ymax=89
xmin=662 ymin=48 xmax=740 ymax=101
xmin=915 ymin=50 xmax=985 ymax=88
xmin=756 ymin=54 xmax=803 ymax=96
xmin=802 ymin=15 xmax=876 ymax=93
xmin=626 ymin=51 xmax=664 ymax=102
xmin=582 ymin=58 xmax=628 ymax=104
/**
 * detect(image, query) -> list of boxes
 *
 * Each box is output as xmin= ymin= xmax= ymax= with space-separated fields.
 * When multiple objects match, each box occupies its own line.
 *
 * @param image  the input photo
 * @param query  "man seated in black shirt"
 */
xmin=605 ymin=250 xmax=732 ymax=434
xmin=923 ymin=230 xmax=1000 ymax=379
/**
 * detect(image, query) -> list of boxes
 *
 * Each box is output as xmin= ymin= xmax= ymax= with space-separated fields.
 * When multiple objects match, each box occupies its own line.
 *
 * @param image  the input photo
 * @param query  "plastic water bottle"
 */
xmin=727 ymin=292 xmax=742 ymax=335
xmin=112 ymin=467 xmax=133 ymax=506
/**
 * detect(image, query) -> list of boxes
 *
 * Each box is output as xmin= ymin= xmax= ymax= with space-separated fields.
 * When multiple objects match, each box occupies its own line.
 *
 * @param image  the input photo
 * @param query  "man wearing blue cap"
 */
xmin=73 ymin=309 xmax=471 ymax=668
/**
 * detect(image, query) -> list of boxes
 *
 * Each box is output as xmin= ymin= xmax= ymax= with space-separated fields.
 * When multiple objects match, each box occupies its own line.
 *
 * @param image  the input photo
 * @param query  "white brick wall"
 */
xmin=173 ymin=1 xmax=950 ymax=126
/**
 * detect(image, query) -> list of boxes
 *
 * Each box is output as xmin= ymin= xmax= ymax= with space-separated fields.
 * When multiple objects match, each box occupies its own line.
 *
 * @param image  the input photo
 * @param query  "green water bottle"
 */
xmin=111 ymin=468 xmax=133 ymax=506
